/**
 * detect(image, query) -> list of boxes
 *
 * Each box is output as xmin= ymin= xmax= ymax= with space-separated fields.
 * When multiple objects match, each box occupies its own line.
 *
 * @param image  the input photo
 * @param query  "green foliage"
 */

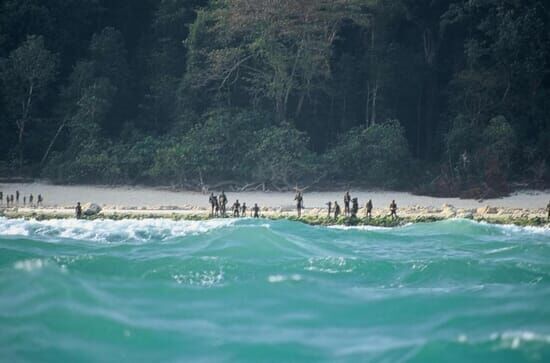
xmin=0 ymin=34 xmax=58 ymax=168
xmin=150 ymin=109 xmax=269 ymax=183
xmin=326 ymin=120 xmax=412 ymax=187
xmin=445 ymin=115 xmax=481 ymax=164
xmin=483 ymin=116 xmax=516 ymax=171
xmin=0 ymin=0 xmax=548 ymax=194
xmin=89 ymin=27 xmax=129 ymax=89
xmin=248 ymin=122 xmax=317 ymax=186
xmin=43 ymin=135 xmax=162 ymax=184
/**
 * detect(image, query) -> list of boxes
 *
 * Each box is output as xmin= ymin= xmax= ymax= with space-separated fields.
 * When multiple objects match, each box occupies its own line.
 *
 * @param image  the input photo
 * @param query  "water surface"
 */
xmin=1 ymin=217 xmax=549 ymax=362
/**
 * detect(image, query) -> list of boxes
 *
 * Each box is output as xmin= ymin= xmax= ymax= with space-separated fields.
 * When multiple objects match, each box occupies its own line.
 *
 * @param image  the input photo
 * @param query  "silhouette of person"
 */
xmin=366 ymin=199 xmax=373 ymax=218
xmin=389 ymin=200 xmax=397 ymax=219
xmin=344 ymin=191 xmax=351 ymax=216
xmin=75 ymin=202 xmax=82 ymax=219
xmin=294 ymin=192 xmax=303 ymax=217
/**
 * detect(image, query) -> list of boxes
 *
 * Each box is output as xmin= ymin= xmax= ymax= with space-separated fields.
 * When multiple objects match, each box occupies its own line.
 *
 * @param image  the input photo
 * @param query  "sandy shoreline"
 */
xmin=1 ymin=182 xmax=549 ymax=209
xmin=1 ymin=182 xmax=549 ymax=226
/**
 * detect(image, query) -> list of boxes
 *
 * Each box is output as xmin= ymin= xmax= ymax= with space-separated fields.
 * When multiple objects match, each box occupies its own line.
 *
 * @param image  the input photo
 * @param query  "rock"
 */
xmin=458 ymin=212 xmax=474 ymax=219
xmin=486 ymin=207 xmax=498 ymax=214
xmin=477 ymin=205 xmax=498 ymax=215
xmin=83 ymin=203 xmax=102 ymax=216
xmin=442 ymin=204 xmax=456 ymax=217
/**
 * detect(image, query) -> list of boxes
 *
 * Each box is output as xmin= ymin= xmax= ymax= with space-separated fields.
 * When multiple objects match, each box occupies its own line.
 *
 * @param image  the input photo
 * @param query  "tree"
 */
xmin=0 ymin=35 xmax=58 ymax=170
xmin=326 ymin=120 xmax=412 ymax=187
xmin=183 ymin=0 xmax=369 ymax=122
xmin=247 ymin=122 xmax=317 ymax=187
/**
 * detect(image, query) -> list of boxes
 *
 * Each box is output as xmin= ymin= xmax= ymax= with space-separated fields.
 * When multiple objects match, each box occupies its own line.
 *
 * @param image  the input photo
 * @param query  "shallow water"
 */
xmin=1 ymin=217 xmax=549 ymax=362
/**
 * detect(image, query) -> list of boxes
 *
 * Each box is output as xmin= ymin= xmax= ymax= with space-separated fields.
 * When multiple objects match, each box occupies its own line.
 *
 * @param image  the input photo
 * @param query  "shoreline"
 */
xmin=1 ymin=205 xmax=548 ymax=228
xmin=1 ymin=182 xmax=548 ymax=227
xmin=1 ymin=182 xmax=549 ymax=209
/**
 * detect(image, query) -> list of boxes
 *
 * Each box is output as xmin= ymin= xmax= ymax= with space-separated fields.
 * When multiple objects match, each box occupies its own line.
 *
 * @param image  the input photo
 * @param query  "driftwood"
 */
xmin=172 ymin=173 xmax=328 ymax=193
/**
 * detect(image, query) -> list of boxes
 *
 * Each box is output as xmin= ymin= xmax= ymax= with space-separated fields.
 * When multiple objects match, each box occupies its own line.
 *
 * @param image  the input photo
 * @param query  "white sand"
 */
xmin=1 ymin=182 xmax=548 ymax=210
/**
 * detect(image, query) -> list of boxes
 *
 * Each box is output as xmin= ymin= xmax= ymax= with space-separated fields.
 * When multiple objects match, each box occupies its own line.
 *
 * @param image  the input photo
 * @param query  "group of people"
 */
xmin=209 ymin=191 xmax=261 ymax=218
xmin=0 ymin=190 xmax=43 ymax=208
xmin=324 ymin=191 xmax=397 ymax=219
xmin=6 ymin=188 xmax=550 ymax=222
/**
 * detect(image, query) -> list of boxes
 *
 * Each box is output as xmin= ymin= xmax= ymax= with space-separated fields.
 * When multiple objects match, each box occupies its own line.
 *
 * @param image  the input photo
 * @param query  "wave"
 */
xmin=2 ymin=216 xmax=550 ymax=363
xmin=0 ymin=217 xmax=236 ymax=243
xmin=326 ymin=218 xmax=550 ymax=237
xmin=1 ymin=217 xmax=548 ymax=243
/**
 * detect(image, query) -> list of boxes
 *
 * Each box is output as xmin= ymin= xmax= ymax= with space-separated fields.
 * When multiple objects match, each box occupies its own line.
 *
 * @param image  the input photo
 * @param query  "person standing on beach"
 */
xmin=75 ymin=202 xmax=82 ymax=219
xmin=29 ymin=194 xmax=34 ymax=207
xmin=232 ymin=200 xmax=241 ymax=217
xmin=351 ymin=198 xmax=359 ymax=217
xmin=294 ymin=191 xmax=303 ymax=218
xmin=23 ymin=196 xmax=26 ymax=206
xmin=390 ymin=200 xmax=398 ymax=219
xmin=209 ymin=193 xmax=217 ymax=216
xmin=334 ymin=201 xmax=341 ymax=219
xmin=366 ymin=199 xmax=373 ymax=218
xmin=241 ymin=202 xmax=247 ymax=217
xmin=253 ymin=203 xmax=260 ymax=218
xmin=214 ymin=195 xmax=220 ymax=216
xmin=219 ymin=191 xmax=227 ymax=216
xmin=547 ymin=200 xmax=550 ymax=220
xmin=326 ymin=201 xmax=332 ymax=217
xmin=37 ymin=194 xmax=43 ymax=207
xmin=16 ymin=190 xmax=20 ymax=204
xmin=344 ymin=191 xmax=351 ymax=216
xmin=0 ymin=191 xmax=3 ymax=205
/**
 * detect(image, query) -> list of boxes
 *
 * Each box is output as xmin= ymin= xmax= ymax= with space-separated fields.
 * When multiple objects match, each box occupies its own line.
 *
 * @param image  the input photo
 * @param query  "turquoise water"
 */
xmin=0 ymin=217 xmax=549 ymax=362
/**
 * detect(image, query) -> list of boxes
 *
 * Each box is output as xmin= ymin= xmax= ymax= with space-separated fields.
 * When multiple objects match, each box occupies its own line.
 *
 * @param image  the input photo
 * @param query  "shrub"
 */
xmin=326 ymin=120 xmax=412 ymax=187
xmin=247 ymin=122 xmax=318 ymax=186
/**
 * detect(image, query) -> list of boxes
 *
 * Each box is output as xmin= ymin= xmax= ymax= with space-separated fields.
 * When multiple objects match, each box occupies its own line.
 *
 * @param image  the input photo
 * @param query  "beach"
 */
xmin=1 ymin=182 xmax=548 ymax=224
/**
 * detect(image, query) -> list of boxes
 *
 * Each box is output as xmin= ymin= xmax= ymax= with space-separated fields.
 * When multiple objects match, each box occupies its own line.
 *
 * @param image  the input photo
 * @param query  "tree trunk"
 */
xmin=295 ymin=92 xmax=305 ymax=117
xmin=371 ymin=78 xmax=378 ymax=125
xmin=365 ymin=80 xmax=370 ymax=127
xmin=416 ymin=87 xmax=423 ymax=157
xmin=283 ymin=41 xmax=303 ymax=122
xmin=17 ymin=120 xmax=25 ymax=172
xmin=17 ymin=82 xmax=34 ymax=172
xmin=41 ymin=120 xmax=67 ymax=166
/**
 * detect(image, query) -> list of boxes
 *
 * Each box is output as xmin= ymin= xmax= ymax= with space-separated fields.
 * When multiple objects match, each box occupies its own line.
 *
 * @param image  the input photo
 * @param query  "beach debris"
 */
xmin=83 ymin=203 xmax=102 ymax=216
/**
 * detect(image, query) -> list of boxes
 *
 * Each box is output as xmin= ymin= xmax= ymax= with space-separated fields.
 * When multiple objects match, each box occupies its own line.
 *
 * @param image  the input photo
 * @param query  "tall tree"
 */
xmin=0 ymin=35 xmax=58 ymax=170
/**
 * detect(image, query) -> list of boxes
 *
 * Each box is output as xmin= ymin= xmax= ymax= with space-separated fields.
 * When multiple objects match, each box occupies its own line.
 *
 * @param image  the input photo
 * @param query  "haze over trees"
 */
xmin=0 ymin=0 xmax=549 ymax=196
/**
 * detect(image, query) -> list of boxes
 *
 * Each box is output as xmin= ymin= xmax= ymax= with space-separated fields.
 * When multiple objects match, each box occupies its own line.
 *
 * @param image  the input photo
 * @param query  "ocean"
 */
xmin=0 ymin=217 xmax=549 ymax=362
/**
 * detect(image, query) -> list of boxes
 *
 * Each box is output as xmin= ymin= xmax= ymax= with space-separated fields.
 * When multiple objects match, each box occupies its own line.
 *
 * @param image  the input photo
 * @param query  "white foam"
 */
xmin=267 ymin=274 xmax=302 ymax=283
xmin=328 ymin=225 xmax=390 ymax=231
xmin=0 ymin=217 xmax=235 ymax=243
xmin=13 ymin=258 xmax=47 ymax=271
xmin=490 ymin=331 xmax=550 ymax=349
xmin=471 ymin=219 xmax=550 ymax=235
xmin=495 ymin=224 xmax=550 ymax=235
xmin=172 ymin=269 xmax=224 ymax=287
xmin=305 ymin=256 xmax=355 ymax=274
xmin=484 ymin=246 xmax=517 ymax=255
xmin=0 ymin=219 xmax=30 ymax=236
